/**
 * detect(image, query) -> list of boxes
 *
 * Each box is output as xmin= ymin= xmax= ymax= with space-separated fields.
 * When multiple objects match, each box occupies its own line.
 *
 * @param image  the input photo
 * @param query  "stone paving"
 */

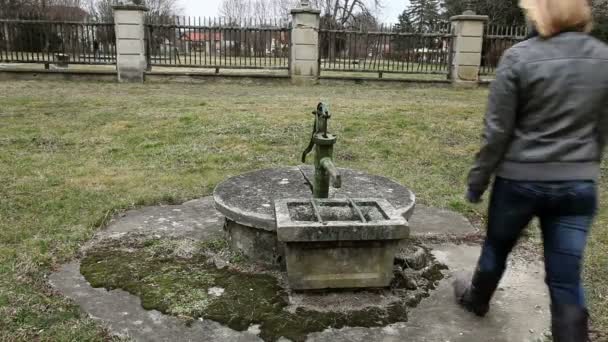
xmin=49 ymin=197 xmax=551 ymax=342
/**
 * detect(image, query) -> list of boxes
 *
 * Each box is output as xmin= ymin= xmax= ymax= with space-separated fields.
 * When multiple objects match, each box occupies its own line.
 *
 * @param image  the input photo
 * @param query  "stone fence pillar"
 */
xmin=113 ymin=5 xmax=148 ymax=83
xmin=290 ymin=5 xmax=321 ymax=85
xmin=450 ymin=12 xmax=488 ymax=85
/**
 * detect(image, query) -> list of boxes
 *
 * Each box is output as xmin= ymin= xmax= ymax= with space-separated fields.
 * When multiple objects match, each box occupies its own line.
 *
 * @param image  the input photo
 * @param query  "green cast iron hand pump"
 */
xmin=301 ymin=103 xmax=342 ymax=198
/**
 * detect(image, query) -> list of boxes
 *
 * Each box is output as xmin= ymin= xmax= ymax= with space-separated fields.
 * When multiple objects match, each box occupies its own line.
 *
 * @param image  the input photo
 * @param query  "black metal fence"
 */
xmin=480 ymin=24 xmax=527 ymax=75
xmin=0 ymin=12 xmax=530 ymax=79
xmin=146 ymin=16 xmax=290 ymax=70
xmin=319 ymin=22 xmax=454 ymax=76
xmin=0 ymin=19 xmax=116 ymax=65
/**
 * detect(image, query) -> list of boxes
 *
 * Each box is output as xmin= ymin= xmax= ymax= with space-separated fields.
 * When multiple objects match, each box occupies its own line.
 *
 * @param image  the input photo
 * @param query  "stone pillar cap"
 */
xmin=450 ymin=13 xmax=489 ymax=21
xmin=291 ymin=8 xmax=321 ymax=14
xmin=112 ymin=4 xmax=149 ymax=11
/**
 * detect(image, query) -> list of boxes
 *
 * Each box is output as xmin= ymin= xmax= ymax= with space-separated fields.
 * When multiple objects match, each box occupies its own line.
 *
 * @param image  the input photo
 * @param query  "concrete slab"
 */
xmin=99 ymin=197 xmax=479 ymax=248
xmin=50 ymin=196 xmax=550 ymax=342
xmin=49 ymin=262 xmax=262 ymax=342
xmin=308 ymin=244 xmax=550 ymax=342
xmin=97 ymin=197 xmax=225 ymax=241
xmin=50 ymin=197 xmax=260 ymax=341
xmin=410 ymin=205 xmax=479 ymax=238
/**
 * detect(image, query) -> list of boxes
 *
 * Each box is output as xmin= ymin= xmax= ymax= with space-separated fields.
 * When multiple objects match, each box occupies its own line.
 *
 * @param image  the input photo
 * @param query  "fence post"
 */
xmin=450 ymin=11 xmax=488 ymax=85
xmin=290 ymin=2 xmax=321 ymax=85
xmin=2 ymin=22 xmax=11 ymax=53
xmin=112 ymin=4 xmax=148 ymax=83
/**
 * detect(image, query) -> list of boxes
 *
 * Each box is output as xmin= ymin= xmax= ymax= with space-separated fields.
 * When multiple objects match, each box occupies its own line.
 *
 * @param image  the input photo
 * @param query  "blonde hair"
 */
xmin=519 ymin=0 xmax=593 ymax=37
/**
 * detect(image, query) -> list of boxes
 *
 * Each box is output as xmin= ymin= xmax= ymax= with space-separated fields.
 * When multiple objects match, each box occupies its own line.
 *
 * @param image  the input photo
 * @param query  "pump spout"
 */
xmin=320 ymin=157 xmax=342 ymax=189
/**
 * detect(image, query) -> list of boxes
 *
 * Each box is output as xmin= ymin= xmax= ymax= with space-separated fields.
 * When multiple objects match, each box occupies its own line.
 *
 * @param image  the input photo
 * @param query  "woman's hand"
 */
xmin=466 ymin=188 xmax=484 ymax=204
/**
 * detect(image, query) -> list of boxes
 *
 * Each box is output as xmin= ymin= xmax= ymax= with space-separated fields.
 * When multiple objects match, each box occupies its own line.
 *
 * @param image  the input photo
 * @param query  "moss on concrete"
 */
xmin=80 ymin=238 xmax=416 ymax=341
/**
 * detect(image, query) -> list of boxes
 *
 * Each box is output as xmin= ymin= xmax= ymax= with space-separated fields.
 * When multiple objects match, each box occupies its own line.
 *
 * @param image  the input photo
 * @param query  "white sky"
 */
xmin=178 ymin=0 xmax=409 ymax=23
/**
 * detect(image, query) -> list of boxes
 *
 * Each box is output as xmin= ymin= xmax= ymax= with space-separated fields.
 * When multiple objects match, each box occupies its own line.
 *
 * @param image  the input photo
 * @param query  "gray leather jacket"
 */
xmin=468 ymin=32 xmax=608 ymax=192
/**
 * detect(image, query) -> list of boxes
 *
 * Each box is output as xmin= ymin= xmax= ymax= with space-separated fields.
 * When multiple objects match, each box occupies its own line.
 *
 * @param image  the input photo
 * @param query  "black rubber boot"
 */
xmin=452 ymin=269 xmax=501 ymax=317
xmin=551 ymin=304 xmax=589 ymax=342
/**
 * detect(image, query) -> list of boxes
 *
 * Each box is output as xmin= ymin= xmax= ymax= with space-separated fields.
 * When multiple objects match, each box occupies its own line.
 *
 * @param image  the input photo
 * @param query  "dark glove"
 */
xmin=466 ymin=188 xmax=484 ymax=204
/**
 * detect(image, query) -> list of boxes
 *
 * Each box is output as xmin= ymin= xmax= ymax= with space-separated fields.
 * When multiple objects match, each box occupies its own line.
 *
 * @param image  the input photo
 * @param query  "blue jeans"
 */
xmin=477 ymin=177 xmax=597 ymax=307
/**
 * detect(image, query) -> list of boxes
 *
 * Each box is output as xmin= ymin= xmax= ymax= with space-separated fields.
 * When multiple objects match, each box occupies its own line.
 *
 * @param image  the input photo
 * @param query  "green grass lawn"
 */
xmin=0 ymin=81 xmax=606 ymax=340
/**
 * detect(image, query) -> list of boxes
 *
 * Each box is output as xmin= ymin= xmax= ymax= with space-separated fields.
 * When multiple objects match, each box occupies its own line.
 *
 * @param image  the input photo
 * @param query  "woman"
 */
xmin=453 ymin=0 xmax=608 ymax=341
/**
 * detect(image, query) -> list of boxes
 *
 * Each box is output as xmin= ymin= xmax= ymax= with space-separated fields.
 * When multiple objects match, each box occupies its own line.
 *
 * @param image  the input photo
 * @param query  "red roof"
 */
xmin=182 ymin=32 xmax=222 ymax=42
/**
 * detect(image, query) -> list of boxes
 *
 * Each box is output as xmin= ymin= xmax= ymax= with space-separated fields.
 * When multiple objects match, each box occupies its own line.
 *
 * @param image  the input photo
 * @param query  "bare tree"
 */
xmin=85 ymin=0 xmax=112 ymax=21
xmin=144 ymin=0 xmax=180 ymax=17
xmin=0 ymin=0 xmax=36 ymax=18
xmin=219 ymin=0 xmax=298 ymax=22
xmin=308 ymin=0 xmax=382 ymax=26
xmin=1 ymin=0 xmax=85 ymax=19
xmin=219 ymin=0 xmax=252 ymax=19
xmin=217 ymin=0 xmax=381 ymax=25
xmin=253 ymin=0 xmax=277 ymax=22
xmin=86 ymin=0 xmax=180 ymax=21
xmin=273 ymin=0 xmax=298 ymax=19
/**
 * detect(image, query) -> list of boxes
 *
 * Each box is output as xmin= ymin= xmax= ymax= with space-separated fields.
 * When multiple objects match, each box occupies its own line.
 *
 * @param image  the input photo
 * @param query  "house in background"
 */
xmin=179 ymin=29 xmax=288 ymax=57
xmin=181 ymin=31 xmax=224 ymax=55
